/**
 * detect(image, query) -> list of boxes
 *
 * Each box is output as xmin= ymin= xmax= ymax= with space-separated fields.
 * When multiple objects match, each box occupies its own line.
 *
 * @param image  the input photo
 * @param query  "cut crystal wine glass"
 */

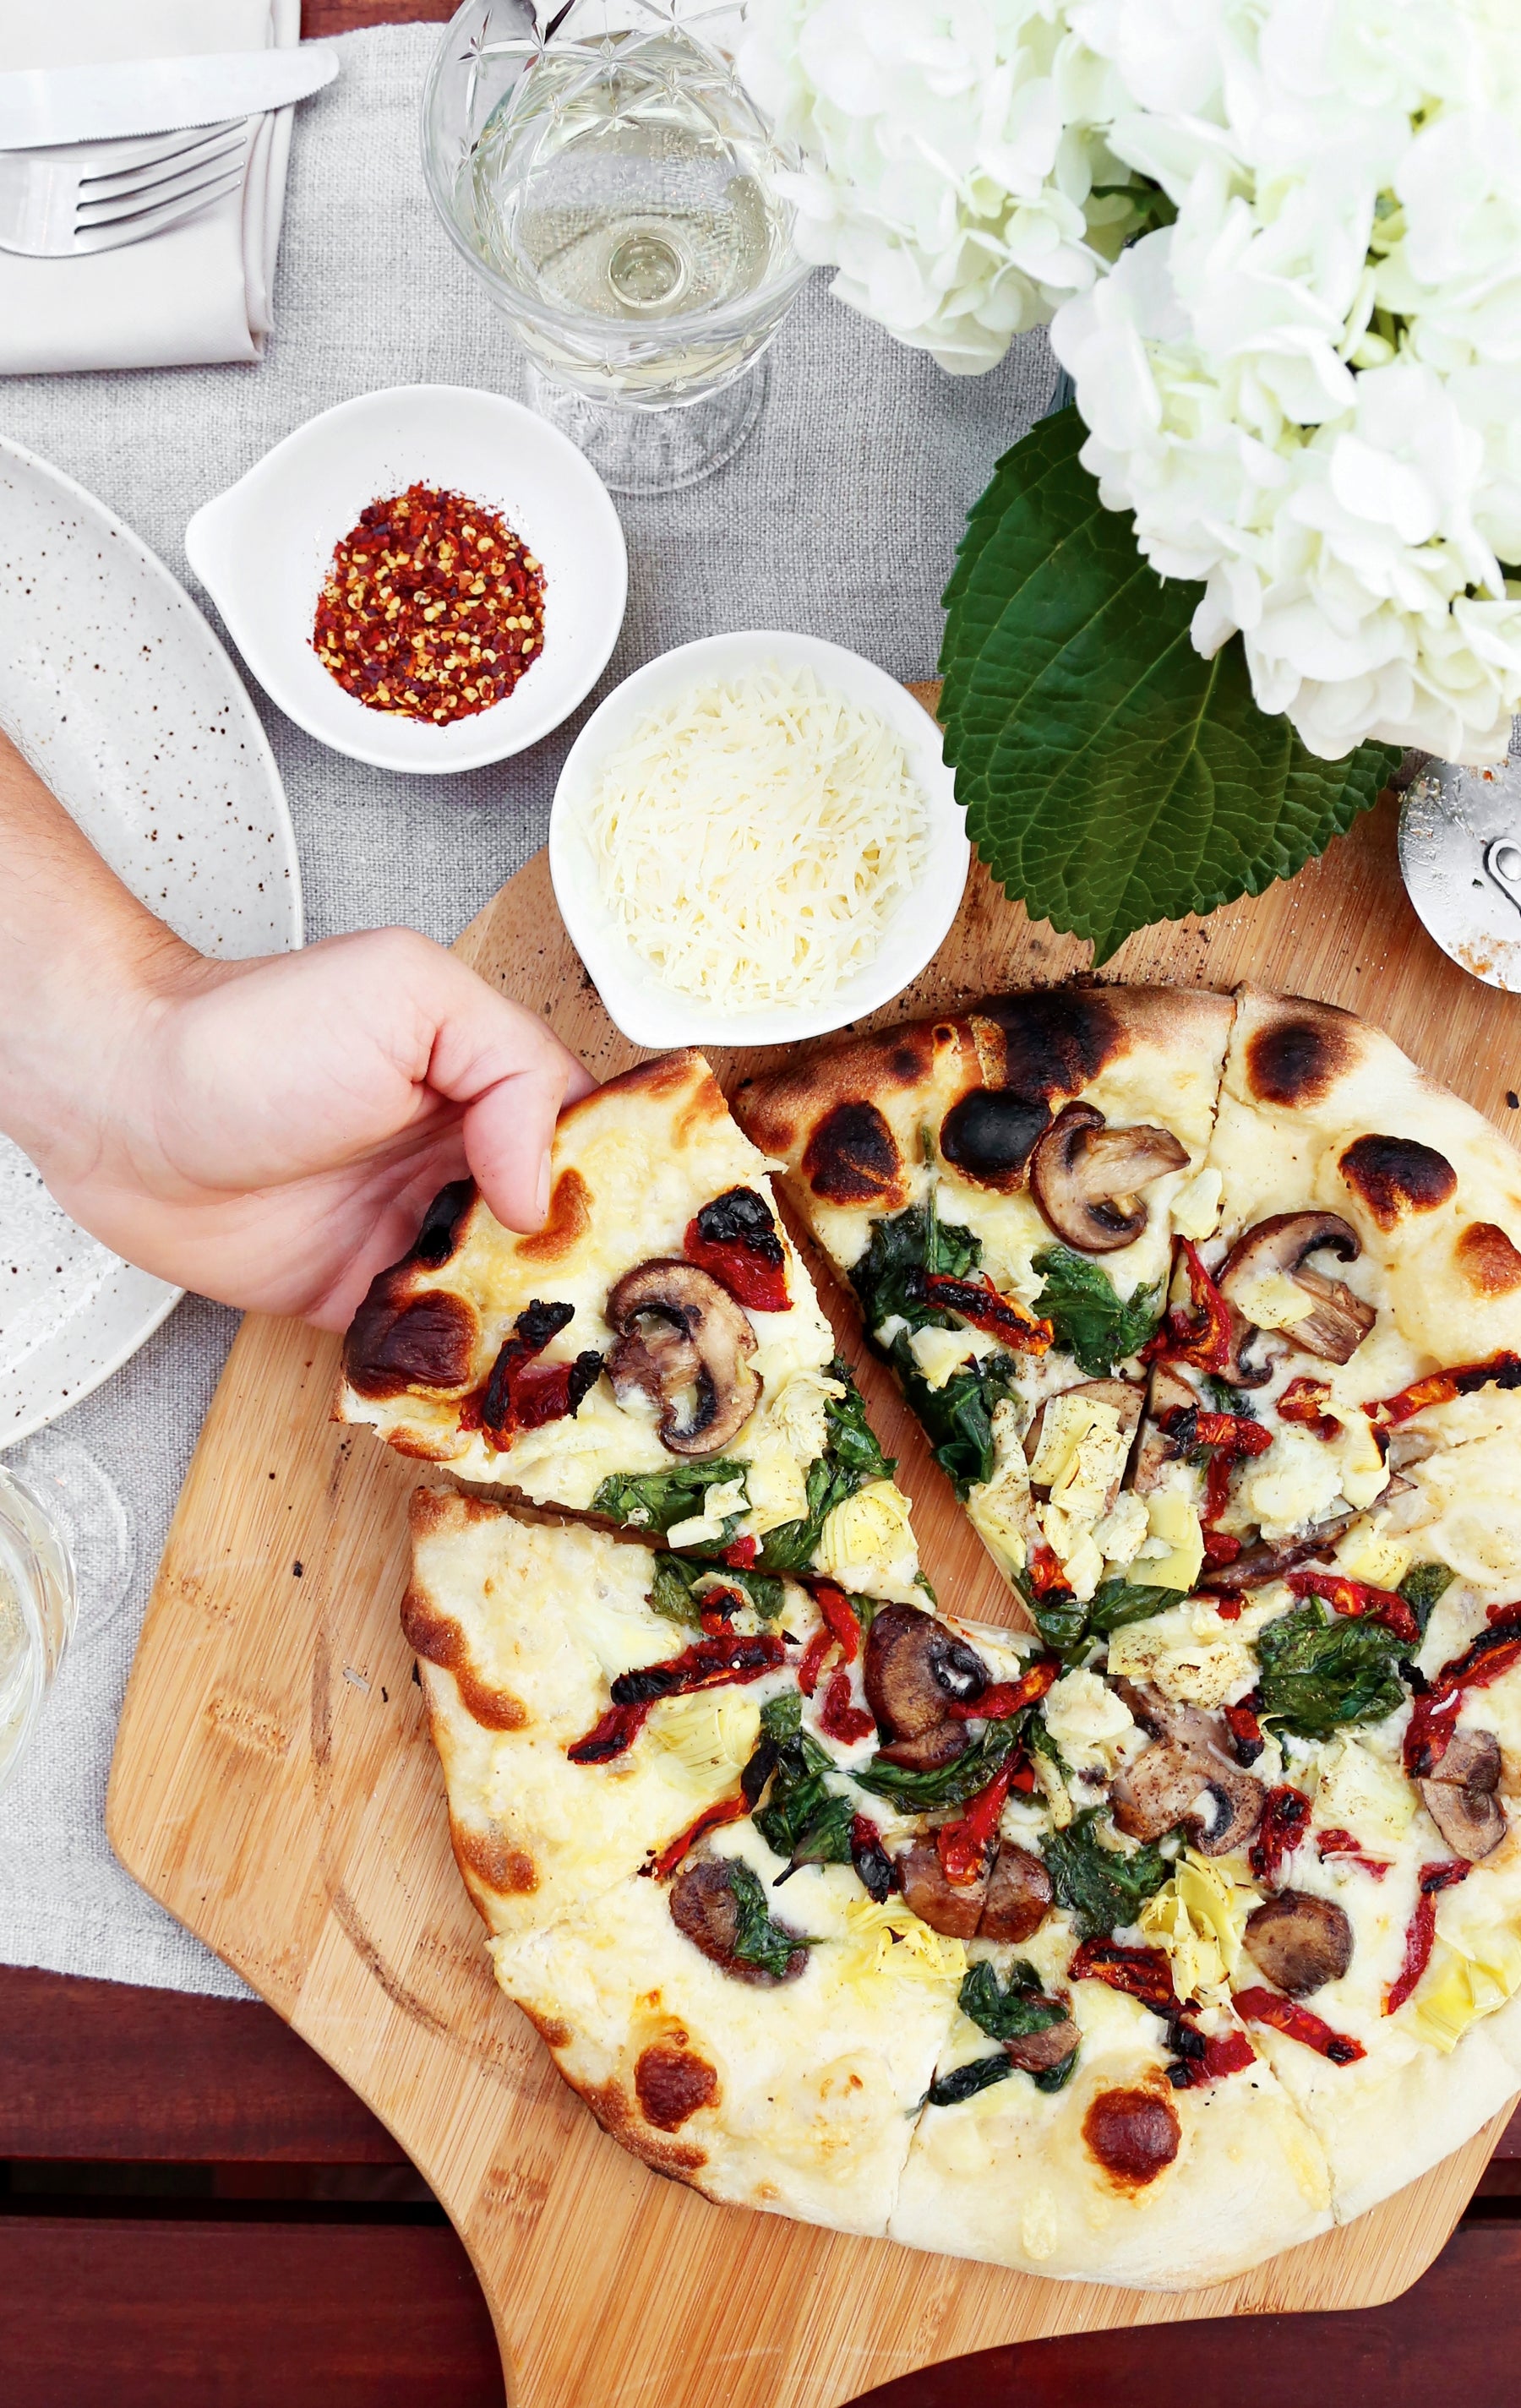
xmin=422 ymin=0 xmax=811 ymax=493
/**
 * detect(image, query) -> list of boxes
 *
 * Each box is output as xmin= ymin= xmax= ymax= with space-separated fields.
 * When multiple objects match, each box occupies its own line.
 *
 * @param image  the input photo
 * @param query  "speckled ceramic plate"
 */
xmin=0 ymin=437 xmax=302 ymax=1446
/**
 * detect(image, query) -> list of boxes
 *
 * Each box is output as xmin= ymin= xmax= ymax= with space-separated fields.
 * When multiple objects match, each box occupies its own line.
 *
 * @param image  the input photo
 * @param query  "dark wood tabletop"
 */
xmin=5 ymin=3 xmax=1521 ymax=2400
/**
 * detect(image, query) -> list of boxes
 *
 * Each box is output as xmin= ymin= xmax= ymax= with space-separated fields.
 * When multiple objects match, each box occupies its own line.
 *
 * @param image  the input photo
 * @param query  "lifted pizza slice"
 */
xmin=733 ymin=987 xmax=1234 ymax=1601
xmin=341 ymin=1049 xmax=922 ymax=1599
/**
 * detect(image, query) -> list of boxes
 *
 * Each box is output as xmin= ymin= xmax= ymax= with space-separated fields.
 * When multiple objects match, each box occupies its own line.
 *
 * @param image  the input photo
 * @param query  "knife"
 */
xmin=0 ymin=47 xmax=340 ymax=151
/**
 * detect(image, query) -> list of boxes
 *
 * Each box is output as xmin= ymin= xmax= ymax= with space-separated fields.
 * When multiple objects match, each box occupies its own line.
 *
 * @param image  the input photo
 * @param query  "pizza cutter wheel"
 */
xmin=1398 ymin=725 xmax=1521 ymax=991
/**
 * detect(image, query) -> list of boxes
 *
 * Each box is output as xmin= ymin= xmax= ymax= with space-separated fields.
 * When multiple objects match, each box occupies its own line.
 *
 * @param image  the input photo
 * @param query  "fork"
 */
xmin=0 ymin=120 xmax=248 ymax=258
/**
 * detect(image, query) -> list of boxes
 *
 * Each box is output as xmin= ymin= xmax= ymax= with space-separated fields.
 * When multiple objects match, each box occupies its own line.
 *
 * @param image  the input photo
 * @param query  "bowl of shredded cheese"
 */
xmin=549 ymin=632 xmax=968 ymax=1047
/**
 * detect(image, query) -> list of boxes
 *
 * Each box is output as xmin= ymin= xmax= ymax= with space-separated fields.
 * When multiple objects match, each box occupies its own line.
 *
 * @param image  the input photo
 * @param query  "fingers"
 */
xmin=415 ymin=943 xmax=595 ymax=1233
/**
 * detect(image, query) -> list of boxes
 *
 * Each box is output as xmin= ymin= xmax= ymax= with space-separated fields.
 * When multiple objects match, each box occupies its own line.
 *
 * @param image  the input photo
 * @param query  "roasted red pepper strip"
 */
xmin=1143 ymin=1240 xmax=1233 ymax=1374
xmin=797 ymin=1626 xmax=834 ymax=1698
xmin=567 ymin=1632 xmax=786 ymax=1763
xmin=722 ymin=1534 xmax=759 ymax=1569
xmin=1385 ymin=1860 xmax=1472 ymax=2015
xmin=1317 ymin=1828 xmax=1392 ymax=1879
xmin=1233 ymin=1986 xmax=1366 ymax=2064
xmin=937 ymin=1763 xmax=1014 ymax=1886
xmin=684 ymin=1208 xmax=790 ymax=1314
xmin=811 ymin=1581 xmax=862 ymax=1666
xmin=1224 ymin=1699 xmax=1266 ymax=1764
xmin=650 ymin=1792 xmax=748 ymax=1878
xmin=1007 ymin=1755 xmax=1038 ymax=1794
xmin=1404 ymin=1621 xmax=1521 ymax=1777
xmin=1278 ymin=1375 xmax=1341 ymax=1441
xmin=946 ymin=1657 xmax=1062 ymax=1721
xmin=459 ymin=1299 xmax=602 ymax=1448
xmin=1025 ymin=1544 xmax=1070 ymax=1598
xmin=1250 ymin=1786 xmax=1312 ymax=1886
xmin=820 ymin=1670 xmax=875 ymax=1746
xmin=1286 ymin=1568 xmax=1421 ymax=1649
xmin=920 ymin=1271 xmax=1053 ymax=1354
xmin=1200 ymin=2029 xmax=1257 ymax=2079
xmin=1366 ymin=1348 xmax=1521 ymax=1430
xmin=1068 ymin=1938 xmax=1179 ymax=2014
xmin=1187 ymin=1411 xmax=1274 ymax=1457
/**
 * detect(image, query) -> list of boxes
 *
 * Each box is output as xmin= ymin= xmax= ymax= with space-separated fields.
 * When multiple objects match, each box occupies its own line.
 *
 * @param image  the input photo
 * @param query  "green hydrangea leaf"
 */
xmin=939 ymin=406 xmax=1401 ymax=963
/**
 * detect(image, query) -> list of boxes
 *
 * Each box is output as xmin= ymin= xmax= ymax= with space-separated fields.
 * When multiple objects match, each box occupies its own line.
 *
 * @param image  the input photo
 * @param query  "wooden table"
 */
xmin=6 ymin=3 xmax=1521 ymax=2399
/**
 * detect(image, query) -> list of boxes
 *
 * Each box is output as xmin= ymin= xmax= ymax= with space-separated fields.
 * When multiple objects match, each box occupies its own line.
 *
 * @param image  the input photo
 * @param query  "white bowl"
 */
xmin=549 ymin=630 xmax=970 ymax=1049
xmin=184 ymin=384 xmax=628 ymax=774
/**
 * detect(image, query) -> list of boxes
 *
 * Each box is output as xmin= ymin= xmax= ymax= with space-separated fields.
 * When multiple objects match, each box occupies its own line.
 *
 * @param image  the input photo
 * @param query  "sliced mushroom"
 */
xmin=1030 ymin=1103 xmax=1189 ymax=1255
xmin=605 ymin=1260 xmax=760 ymax=1457
xmin=1243 ymin=1890 xmax=1354 ymax=1997
xmin=864 ymin=1604 xmax=988 ymax=1743
xmin=894 ymin=1839 xmax=987 ymax=1940
xmin=1109 ymin=1690 xmax=1266 ymax=1856
xmin=1202 ymin=1516 xmax=1359 ymax=1594
xmin=979 ymin=1843 xmax=1054 ymax=1943
xmin=1006 ymin=2014 xmax=1080 ymax=2073
xmin=668 ymin=1860 xmax=807 ymax=1985
xmin=1420 ymin=1726 xmax=1507 ymax=1861
xmin=1025 ymin=1379 xmax=1144 ymax=1493
xmin=876 ymin=1722 xmax=971 ymax=1773
xmin=1133 ymin=1363 xmax=1204 ymax=1491
xmin=1218 ymin=1213 xmax=1377 ymax=1365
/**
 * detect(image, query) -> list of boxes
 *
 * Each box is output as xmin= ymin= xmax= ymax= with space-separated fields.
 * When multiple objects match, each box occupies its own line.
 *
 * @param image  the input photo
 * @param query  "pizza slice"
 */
xmin=733 ymin=986 xmax=1234 ymax=1602
xmin=341 ymin=1049 xmax=922 ymax=1600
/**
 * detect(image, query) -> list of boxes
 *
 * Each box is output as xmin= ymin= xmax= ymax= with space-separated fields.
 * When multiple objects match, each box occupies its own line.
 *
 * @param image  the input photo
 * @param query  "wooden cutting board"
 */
xmin=109 ymin=690 xmax=1521 ymax=2407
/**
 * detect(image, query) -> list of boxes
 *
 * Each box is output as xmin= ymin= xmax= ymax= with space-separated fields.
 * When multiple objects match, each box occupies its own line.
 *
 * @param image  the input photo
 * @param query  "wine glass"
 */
xmin=0 ymin=1433 xmax=134 ymax=1801
xmin=422 ymin=0 xmax=812 ymax=493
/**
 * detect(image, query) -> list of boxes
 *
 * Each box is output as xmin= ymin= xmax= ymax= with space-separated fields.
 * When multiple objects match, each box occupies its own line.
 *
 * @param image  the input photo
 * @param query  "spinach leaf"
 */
xmin=1016 ymin=1570 xmax=1183 ymax=1666
xmin=1043 ymin=1807 xmax=1172 ymax=1940
xmin=891 ymin=1334 xmax=1024 ymax=1496
xmin=922 ymin=2054 xmax=1017 ymax=2109
xmin=1253 ymin=1602 xmax=1405 ymax=1738
xmin=753 ymin=1727 xmax=854 ymax=1872
xmin=727 ymin=1861 xmax=809 ymax=1980
xmin=648 ymin=1554 xmax=786 ymax=1626
xmin=1088 ymin=1579 xmax=1185 ymax=1637
xmin=853 ymin=1714 xmax=1028 ymax=1812
xmin=760 ymin=1690 xmax=803 ymax=1741
xmin=1398 ymin=1561 xmax=1456 ymax=1639
xmin=959 ymin=1959 xmax=1071 ymax=2043
xmin=848 ymin=1204 xmax=983 ymax=1334
xmin=1030 ymin=1246 xmax=1164 ymax=1378
xmin=592 ymin=1460 xmax=748 ymax=1540
xmin=753 ymin=1359 xmax=896 ymax=1573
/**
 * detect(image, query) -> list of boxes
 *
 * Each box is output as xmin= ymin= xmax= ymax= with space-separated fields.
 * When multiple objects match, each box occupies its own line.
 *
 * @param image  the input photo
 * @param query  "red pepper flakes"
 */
xmin=312 ymin=482 xmax=545 ymax=724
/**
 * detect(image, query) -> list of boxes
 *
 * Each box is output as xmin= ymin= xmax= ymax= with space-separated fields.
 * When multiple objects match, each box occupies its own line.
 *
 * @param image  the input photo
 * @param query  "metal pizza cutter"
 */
xmin=1398 ymin=722 xmax=1521 ymax=990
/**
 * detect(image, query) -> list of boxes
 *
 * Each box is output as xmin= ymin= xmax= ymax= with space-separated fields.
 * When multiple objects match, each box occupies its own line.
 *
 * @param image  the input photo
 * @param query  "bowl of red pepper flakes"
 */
xmin=185 ymin=384 xmax=627 ymax=773
xmin=313 ymin=483 xmax=547 ymax=727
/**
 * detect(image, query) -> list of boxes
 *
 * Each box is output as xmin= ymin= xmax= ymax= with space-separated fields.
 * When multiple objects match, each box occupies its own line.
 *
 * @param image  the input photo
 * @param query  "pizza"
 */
xmin=370 ymin=983 xmax=1521 ymax=2289
xmin=340 ymin=1049 xmax=924 ymax=1603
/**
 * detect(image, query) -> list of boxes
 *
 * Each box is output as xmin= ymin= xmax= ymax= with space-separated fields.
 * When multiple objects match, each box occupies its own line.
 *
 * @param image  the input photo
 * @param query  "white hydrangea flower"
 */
xmin=738 ymin=0 xmax=1142 ymax=373
xmin=1051 ymin=0 xmax=1521 ymax=761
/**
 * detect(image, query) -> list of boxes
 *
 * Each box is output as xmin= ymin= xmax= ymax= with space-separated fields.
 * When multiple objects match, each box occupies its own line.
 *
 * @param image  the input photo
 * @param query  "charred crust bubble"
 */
xmin=411 ymin=1179 xmax=477 ymax=1268
xmin=1455 ymin=1222 xmax=1521 ymax=1299
xmin=1338 ymin=1134 xmax=1458 ymax=1229
xmin=344 ymin=1283 xmax=477 ymax=1399
xmin=1082 ymin=2084 xmax=1181 ymax=2189
xmin=635 ymin=2041 xmax=720 ymax=2132
xmin=694 ymin=1187 xmax=784 ymax=1267
xmin=939 ymin=1087 xmax=1051 ymax=1190
xmin=977 ymin=988 xmax=1122 ymax=1099
xmin=1246 ymin=1014 xmax=1353 ymax=1108
xmin=801 ymin=1100 xmax=904 ymax=1206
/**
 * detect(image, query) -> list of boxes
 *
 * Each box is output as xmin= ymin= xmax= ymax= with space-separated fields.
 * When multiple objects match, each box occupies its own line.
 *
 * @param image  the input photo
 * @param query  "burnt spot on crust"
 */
xmin=584 ymin=2080 xmax=708 ymax=2174
xmin=977 ymin=988 xmax=1124 ymax=1099
xmin=344 ymin=1280 xmax=478 ymax=1400
xmin=1339 ymin=1134 xmax=1457 ymax=1229
xmin=454 ymin=1822 xmax=538 ymax=1897
xmin=401 ymin=1587 xmax=529 ymax=1731
xmin=940 ymin=1087 xmax=1051 ymax=1191
xmin=1456 ymin=1221 xmax=1521 ymax=1298
xmin=412 ymin=1179 xmax=477 ymax=1269
xmin=1082 ymin=2084 xmax=1181 ymax=2190
xmin=517 ymin=1167 xmax=592 ymax=1265
xmin=635 ymin=1051 xmax=706 ymax=1099
xmin=635 ymin=2041 xmax=720 ymax=2132
xmin=800 ymin=1099 xmax=905 ymax=1206
xmin=1246 ymin=1013 xmax=1355 ymax=1109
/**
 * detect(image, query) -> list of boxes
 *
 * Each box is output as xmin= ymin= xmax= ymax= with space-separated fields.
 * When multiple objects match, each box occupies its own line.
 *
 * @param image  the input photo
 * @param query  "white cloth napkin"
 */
xmin=0 ymin=0 xmax=301 ymax=374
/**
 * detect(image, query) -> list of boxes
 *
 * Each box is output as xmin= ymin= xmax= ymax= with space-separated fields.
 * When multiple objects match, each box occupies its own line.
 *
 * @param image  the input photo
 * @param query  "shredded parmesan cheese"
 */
xmin=586 ymin=665 xmax=929 ymax=1011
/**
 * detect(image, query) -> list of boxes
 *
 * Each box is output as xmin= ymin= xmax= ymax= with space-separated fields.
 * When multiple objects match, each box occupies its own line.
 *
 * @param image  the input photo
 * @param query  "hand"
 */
xmin=0 ymin=734 xmax=592 ymax=1329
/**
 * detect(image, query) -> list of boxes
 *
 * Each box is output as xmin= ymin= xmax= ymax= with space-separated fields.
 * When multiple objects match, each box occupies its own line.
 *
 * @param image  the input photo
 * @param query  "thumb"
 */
xmin=420 ymin=956 xmax=595 ymax=1233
